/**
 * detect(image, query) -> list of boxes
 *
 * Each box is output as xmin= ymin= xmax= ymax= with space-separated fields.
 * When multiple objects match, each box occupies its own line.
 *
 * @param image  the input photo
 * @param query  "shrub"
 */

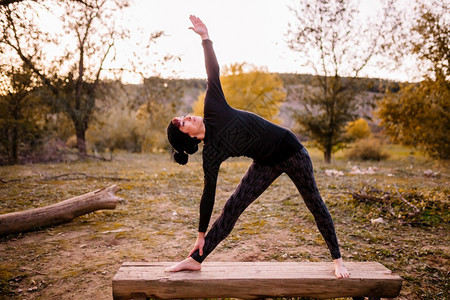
xmin=347 ymin=138 xmax=389 ymax=161
xmin=66 ymin=135 xmax=78 ymax=148
xmin=87 ymin=108 xmax=143 ymax=153
xmin=345 ymin=118 xmax=372 ymax=141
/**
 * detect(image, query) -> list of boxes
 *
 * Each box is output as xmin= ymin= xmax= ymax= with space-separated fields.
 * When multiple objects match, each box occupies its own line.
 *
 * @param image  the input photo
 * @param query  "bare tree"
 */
xmin=286 ymin=0 xmax=400 ymax=163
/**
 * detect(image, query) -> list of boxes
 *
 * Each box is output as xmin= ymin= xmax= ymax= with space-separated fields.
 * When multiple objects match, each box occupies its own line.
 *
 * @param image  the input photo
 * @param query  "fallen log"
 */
xmin=0 ymin=185 xmax=120 ymax=235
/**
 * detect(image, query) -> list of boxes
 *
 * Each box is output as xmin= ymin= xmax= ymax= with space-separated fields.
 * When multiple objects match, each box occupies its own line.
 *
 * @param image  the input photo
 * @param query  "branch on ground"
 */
xmin=0 ymin=172 xmax=130 ymax=183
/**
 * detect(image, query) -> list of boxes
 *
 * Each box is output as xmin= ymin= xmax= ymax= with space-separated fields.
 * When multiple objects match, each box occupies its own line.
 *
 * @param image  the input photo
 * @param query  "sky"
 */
xmin=28 ymin=0 xmax=414 ymax=83
xmin=114 ymin=0 xmax=415 ymax=83
xmin=122 ymin=0 xmax=303 ymax=81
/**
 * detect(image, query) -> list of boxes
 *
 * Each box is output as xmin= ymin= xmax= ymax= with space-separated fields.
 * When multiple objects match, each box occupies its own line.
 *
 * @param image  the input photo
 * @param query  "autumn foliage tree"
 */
xmin=193 ymin=63 xmax=286 ymax=123
xmin=377 ymin=0 xmax=449 ymax=159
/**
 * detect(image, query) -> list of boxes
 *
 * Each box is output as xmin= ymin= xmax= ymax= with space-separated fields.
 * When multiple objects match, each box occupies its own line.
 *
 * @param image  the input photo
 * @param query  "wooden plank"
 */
xmin=112 ymin=262 xmax=402 ymax=300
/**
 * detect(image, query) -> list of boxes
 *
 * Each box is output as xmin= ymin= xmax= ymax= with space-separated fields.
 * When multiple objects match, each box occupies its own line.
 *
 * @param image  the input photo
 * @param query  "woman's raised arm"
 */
xmin=189 ymin=15 xmax=210 ymax=40
xmin=189 ymin=15 xmax=226 ymax=104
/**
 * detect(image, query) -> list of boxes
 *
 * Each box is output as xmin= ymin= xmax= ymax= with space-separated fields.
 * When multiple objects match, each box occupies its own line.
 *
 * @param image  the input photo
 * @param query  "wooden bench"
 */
xmin=112 ymin=262 xmax=402 ymax=300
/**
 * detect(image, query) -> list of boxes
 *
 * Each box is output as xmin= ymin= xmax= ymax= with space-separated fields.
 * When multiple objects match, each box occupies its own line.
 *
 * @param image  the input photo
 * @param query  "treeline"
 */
xmin=0 ymin=71 xmax=390 ymax=165
xmin=1 ymin=66 xmax=447 ymax=165
xmin=0 ymin=66 xmax=447 ymax=165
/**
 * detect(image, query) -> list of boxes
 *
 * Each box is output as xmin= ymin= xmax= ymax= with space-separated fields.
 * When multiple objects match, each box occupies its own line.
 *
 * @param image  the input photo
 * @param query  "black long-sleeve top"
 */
xmin=199 ymin=39 xmax=303 ymax=232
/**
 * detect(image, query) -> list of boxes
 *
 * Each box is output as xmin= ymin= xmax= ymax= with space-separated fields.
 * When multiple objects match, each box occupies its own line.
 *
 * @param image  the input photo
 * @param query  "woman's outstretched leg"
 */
xmin=189 ymin=161 xmax=282 ymax=263
xmin=282 ymin=148 xmax=349 ymax=278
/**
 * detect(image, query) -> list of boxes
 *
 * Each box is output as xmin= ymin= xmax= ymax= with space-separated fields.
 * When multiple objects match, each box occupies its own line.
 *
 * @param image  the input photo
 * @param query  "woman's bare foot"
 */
xmin=165 ymin=257 xmax=202 ymax=272
xmin=333 ymin=258 xmax=350 ymax=278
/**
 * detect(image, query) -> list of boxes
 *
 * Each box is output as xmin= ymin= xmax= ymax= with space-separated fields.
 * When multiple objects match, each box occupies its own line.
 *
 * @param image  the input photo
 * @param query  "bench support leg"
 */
xmin=130 ymin=293 xmax=146 ymax=300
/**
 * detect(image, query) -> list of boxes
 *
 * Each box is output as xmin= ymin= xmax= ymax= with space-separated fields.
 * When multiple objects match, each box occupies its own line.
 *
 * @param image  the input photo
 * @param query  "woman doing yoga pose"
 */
xmin=166 ymin=15 xmax=350 ymax=278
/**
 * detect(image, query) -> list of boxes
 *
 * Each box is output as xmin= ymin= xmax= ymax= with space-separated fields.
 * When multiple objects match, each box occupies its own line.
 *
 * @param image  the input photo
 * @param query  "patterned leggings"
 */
xmin=190 ymin=147 xmax=342 ymax=262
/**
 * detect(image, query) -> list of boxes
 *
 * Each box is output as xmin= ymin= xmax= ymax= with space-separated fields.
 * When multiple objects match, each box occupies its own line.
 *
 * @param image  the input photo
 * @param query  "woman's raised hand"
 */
xmin=189 ymin=15 xmax=209 ymax=40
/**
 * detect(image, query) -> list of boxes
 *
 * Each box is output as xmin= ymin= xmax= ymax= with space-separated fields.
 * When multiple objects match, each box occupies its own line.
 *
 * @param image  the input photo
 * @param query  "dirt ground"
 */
xmin=0 ymin=152 xmax=448 ymax=299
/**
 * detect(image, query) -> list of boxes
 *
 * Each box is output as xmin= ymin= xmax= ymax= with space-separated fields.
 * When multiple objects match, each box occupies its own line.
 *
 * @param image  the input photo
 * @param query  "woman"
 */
xmin=166 ymin=15 xmax=350 ymax=278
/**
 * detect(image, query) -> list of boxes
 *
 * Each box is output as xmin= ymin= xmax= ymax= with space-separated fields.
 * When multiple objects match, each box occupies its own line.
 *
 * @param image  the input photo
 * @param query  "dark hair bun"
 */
xmin=167 ymin=121 xmax=201 ymax=165
xmin=185 ymin=143 xmax=198 ymax=155
xmin=173 ymin=151 xmax=188 ymax=165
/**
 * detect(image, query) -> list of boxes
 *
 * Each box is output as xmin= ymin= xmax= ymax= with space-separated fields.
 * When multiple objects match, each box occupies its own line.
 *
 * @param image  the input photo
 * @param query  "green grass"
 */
xmin=0 ymin=148 xmax=448 ymax=299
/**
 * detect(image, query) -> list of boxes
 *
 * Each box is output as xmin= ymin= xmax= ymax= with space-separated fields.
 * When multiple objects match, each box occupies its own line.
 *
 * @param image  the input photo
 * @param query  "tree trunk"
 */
xmin=0 ymin=185 xmax=120 ymax=235
xmin=11 ymin=121 xmax=18 ymax=165
xmin=324 ymin=147 xmax=332 ymax=163
xmin=76 ymin=126 xmax=87 ymax=159
xmin=11 ymin=99 xmax=19 ymax=165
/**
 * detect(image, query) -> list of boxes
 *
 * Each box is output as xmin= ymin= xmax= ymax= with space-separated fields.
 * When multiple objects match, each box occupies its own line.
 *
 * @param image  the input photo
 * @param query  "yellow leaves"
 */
xmin=192 ymin=62 xmax=286 ymax=123
xmin=345 ymin=118 xmax=371 ymax=140
xmin=192 ymin=91 xmax=206 ymax=116
xmin=376 ymin=79 xmax=449 ymax=159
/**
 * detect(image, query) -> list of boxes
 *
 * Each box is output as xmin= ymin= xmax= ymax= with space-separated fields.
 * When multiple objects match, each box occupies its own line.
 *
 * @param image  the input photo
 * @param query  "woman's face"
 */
xmin=174 ymin=115 xmax=204 ymax=137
